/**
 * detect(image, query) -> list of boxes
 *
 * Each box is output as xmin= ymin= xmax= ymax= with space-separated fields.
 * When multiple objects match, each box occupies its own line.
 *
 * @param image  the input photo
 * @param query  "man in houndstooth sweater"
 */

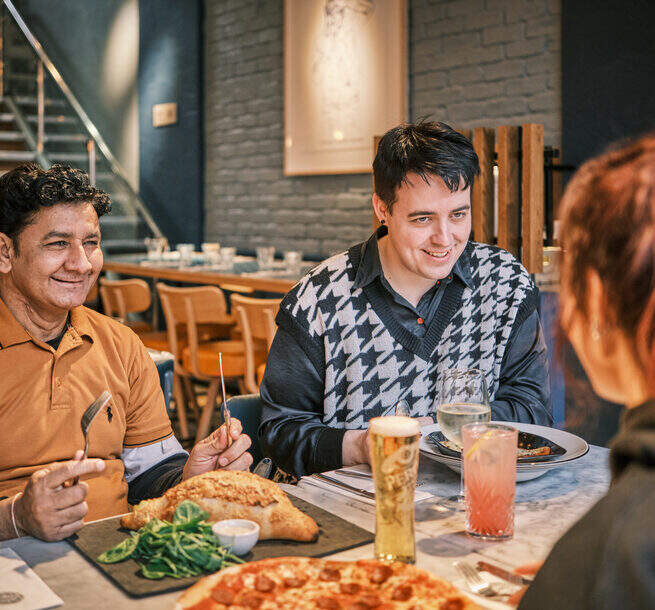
xmin=259 ymin=121 xmax=552 ymax=478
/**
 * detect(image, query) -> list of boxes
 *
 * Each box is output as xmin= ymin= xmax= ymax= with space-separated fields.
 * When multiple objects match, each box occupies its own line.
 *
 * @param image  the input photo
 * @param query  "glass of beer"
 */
xmin=369 ymin=415 xmax=421 ymax=564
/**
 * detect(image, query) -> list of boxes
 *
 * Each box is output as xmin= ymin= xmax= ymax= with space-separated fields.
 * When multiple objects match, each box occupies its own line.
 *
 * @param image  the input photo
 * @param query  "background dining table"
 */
xmin=0 ymin=446 xmax=609 ymax=609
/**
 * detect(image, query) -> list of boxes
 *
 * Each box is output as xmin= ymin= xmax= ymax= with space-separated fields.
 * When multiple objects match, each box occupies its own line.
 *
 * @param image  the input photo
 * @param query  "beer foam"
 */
xmin=369 ymin=416 xmax=420 ymax=436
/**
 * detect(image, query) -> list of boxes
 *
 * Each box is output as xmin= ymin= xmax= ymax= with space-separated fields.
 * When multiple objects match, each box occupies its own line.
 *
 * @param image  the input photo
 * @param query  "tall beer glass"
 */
xmin=369 ymin=416 xmax=420 ymax=564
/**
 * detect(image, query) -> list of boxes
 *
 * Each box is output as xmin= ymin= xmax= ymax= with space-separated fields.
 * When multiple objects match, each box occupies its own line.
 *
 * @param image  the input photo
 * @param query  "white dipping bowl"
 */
xmin=212 ymin=519 xmax=260 ymax=556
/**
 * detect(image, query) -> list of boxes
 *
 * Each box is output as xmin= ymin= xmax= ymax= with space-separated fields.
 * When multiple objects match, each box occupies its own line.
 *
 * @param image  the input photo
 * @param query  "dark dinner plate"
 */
xmin=426 ymin=430 xmax=566 ymax=462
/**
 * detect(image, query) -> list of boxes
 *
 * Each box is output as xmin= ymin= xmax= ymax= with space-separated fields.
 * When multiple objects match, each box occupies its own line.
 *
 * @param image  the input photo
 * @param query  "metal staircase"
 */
xmin=0 ymin=0 xmax=164 ymax=254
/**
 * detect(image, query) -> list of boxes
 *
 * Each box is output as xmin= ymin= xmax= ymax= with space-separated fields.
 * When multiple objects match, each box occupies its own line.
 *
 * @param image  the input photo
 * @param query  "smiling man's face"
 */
xmin=5 ymin=202 xmax=102 ymax=317
xmin=373 ymin=173 xmax=471 ymax=295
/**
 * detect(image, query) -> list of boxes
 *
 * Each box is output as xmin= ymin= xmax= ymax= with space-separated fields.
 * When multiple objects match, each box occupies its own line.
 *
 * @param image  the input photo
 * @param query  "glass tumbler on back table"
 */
xmin=369 ymin=415 xmax=420 ymax=564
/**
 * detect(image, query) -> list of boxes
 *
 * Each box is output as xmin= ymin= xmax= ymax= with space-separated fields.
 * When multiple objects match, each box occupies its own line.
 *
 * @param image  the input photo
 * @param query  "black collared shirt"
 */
xmin=260 ymin=231 xmax=553 ymax=477
xmin=353 ymin=227 xmax=473 ymax=338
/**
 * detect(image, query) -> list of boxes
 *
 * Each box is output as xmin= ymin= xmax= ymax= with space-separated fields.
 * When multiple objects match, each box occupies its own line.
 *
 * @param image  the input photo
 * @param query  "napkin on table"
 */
xmin=0 ymin=548 xmax=63 ymax=610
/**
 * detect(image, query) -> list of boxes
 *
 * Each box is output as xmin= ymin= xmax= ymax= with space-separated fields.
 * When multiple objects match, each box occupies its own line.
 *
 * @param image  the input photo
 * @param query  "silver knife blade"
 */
xmin=313 ymin=473 xmax=375 ymax=500
xmin=476 ymin=561 xmax=533 ymax=586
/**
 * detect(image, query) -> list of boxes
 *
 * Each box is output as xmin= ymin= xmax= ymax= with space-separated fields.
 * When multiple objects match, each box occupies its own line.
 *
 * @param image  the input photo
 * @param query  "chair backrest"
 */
xmin=231 ymin=294 xmax=281 ymax=393
xmin=225 ymin=393 xmax=264 ymax=467
xmin=99 ymin=278 xmax=151 ymax=321
xmin=156 ymin=283 xmax=231 ymax=377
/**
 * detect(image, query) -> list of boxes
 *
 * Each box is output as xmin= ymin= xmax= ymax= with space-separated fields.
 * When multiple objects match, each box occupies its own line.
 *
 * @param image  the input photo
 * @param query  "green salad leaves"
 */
xmin=98 ymin=500 xmax=244 ymax=579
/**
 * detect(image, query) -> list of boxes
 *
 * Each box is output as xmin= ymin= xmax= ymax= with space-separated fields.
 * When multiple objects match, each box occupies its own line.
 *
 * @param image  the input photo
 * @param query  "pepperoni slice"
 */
xmin=254 ymin=574 xmax=275 ymax=593
xmin=240 ymin=593 xmax=263 ymax=608
xmin=340 ymin=582 xmax=362 ymax=595
xmin=283 ymin=576 xmax=307 ymax=588
xmin=369 ymin=564 xmax=393 ymax=584
xmin=439 ymin=599 xmax=464 ymax=610
xmin=210 ymin=588 xmax=234 ymax=605
xmin=358 ymin=594 xmax=382 ymax=608
xmin=316 ymin=596 xmax=341 ymax=609
xmin=392 ymin=584 xmax=413 ymax=601
xmin=319 ymin=567 xmax=341 ymax=582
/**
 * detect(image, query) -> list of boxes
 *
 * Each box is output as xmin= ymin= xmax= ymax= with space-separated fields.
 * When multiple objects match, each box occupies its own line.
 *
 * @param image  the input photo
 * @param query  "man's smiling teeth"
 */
xmin=425 ymin=248 xmax=451 ymax=258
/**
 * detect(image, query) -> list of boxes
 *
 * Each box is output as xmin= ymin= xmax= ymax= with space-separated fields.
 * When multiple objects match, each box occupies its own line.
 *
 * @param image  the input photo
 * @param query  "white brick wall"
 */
xmin=204 ymin=0 xmax=561 ymax=257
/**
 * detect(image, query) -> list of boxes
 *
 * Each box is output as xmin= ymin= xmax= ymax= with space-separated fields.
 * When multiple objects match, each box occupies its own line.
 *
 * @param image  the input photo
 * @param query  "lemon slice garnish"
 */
xmin=463 ymin=430 xmax=496 ymax=460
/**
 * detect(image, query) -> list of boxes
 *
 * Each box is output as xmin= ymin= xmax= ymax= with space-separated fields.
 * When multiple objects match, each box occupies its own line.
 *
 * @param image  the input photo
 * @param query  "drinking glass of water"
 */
xmin=436 ymin=369 xmax=490 ymax=510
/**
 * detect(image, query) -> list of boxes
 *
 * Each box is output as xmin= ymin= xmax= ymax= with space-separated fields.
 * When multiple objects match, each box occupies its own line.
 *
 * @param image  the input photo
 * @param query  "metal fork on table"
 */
xmin=63 ymin=391 xmax=112 ymax=488
xmin=454 ymin=561 xmax=500 ymax=597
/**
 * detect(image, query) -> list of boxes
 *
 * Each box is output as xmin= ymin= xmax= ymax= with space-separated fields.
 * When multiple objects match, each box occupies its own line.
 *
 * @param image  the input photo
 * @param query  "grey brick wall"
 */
xmin=204 ymin=0 xmax=561 ymax=257
xmin=412 ymin=0 xmax=561 ymax=146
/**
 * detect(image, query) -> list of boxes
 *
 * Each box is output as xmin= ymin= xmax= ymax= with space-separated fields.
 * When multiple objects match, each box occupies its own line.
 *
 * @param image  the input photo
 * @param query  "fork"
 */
xmin=454 ymin=561 xmax=500 ymax=597
xmin=64 ymin=391 xmax=112 ymax=487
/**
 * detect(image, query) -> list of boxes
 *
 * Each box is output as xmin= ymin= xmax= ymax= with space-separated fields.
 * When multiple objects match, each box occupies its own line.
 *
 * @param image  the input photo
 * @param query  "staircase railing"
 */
xmin=1 ymin=0 xmax=164 ymax=240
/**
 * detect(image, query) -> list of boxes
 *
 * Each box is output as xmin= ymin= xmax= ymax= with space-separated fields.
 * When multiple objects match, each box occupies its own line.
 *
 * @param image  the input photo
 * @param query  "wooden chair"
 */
xmin=99 ymin=278 xmax=170 ymax=351
xmin=157 ymin=283 xmax=266 ymax=443
xmin=231 ymin=294 xmax=281 ymax=394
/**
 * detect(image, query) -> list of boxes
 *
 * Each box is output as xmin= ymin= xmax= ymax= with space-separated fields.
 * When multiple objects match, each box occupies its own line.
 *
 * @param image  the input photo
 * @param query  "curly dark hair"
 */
xmin=0 ymin=163 xmax=111 ymax=243
xmin=373 ymin=120 xmax=480 ymax=212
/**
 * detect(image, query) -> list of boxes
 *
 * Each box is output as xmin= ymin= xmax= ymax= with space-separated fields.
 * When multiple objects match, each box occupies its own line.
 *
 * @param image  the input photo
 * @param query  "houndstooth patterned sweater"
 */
xmin=277 ymin=241 xmax=538 ymax=429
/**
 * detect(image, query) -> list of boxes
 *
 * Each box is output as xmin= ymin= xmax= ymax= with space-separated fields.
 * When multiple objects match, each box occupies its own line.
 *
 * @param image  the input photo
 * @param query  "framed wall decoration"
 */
xmin=284 ymin=0 xmax=407 ymax=176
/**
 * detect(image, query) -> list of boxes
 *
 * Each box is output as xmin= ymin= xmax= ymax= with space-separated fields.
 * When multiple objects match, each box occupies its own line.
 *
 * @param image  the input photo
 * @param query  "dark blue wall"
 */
xmin=138 ymin=0 xmax=203 ymax=246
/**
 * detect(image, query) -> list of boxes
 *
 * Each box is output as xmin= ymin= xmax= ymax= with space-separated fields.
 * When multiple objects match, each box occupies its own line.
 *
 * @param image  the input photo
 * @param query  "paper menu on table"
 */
xmin=299 ymin=466 xmax=433 ymax=505
xmin=0 ymin=548 xmax=63 ymax=610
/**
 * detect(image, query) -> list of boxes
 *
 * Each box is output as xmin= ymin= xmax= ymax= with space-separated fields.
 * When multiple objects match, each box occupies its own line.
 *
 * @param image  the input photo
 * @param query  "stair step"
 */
xmin=100 ymin=215 xmax=142 ymax=226
xmin=0 ymin=131 xmax=25 ymax=142
xmin=48 ymin=152 xmax=88 ymax=162
xmin=13 ymin=95 xmax=67 ymax=108
xmin=27 ymin=115 xmax=77 ymax=125
xmin=0 ymin=150 xmax=36 ymax=161
xmin=44 ymin=133 xmax=88 ymax=143
xmin=0 ymin=114 xmax=16 ymax=123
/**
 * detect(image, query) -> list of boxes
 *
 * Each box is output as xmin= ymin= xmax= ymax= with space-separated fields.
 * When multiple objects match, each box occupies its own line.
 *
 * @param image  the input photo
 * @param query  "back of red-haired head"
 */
xmin=559 ymin=133 xmax=655 ymax=384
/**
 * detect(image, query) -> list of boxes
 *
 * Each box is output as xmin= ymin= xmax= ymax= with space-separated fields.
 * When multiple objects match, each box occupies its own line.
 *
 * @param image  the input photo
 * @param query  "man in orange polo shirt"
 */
xmin=0 ymin=163 xmax=253 ymax=542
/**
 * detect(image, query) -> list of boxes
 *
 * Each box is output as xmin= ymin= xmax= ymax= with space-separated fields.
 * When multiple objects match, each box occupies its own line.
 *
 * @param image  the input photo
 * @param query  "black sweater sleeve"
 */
xmin=258 ymin=319 xmax=345 ymax=478
xmin=127 ymin=453 xmax=187 ymax=505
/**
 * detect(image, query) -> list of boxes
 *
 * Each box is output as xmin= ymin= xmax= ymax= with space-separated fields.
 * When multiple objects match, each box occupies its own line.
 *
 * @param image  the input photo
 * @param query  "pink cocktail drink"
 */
xmin=462 ymin=423 xmax=518 ymax=540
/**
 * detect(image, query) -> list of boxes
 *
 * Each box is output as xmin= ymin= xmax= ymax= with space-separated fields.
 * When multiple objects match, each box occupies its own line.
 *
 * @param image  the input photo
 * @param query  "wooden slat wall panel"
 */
xmin=472 ymin=127 xmax=495 ymax=244
xmin=496 ymin=126 xmax=520 ymax=258
xmin=521 ymin=124 xmax=544 ymax=273
xmin=373 ymin=135 xmax=382 ymax=230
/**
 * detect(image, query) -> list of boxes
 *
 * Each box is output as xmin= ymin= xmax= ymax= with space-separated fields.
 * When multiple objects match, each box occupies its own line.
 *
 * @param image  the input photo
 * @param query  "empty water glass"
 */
xmin=256 ymin=246 xmax=275 ymax=270
xmin=201 ymin=242 xmax=221 ymax=265
xmin=284 ymin=250 xmax=302 ymax=275
xmin=145 ymin=237 xmax=167 ymax=260
xmin=220 ymin=246 xmax=236 ymax=269
xmin=176 ymin=243 xmax=194 ymax=266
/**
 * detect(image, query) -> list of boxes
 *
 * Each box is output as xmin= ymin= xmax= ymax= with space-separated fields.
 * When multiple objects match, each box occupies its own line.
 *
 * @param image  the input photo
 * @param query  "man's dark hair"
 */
xmin=0 ymin=162 xmax=111 ymax=243
xmin=373 ymin=120 xmax=480 ymax=211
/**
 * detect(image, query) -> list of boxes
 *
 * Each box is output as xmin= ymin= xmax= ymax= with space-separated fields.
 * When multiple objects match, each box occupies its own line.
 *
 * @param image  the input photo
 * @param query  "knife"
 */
xmin=476 ymin=561 xmax=533 ymax=586
xmin=312 ymin=473 xmax=375 ymax=500
xmin=218 ymin=353 xmax=231 ymax=447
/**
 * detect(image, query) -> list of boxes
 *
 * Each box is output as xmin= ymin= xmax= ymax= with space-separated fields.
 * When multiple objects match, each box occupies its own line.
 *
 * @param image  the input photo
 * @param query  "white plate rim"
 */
xmin=420 ymin=421 xmax=589 ymax=470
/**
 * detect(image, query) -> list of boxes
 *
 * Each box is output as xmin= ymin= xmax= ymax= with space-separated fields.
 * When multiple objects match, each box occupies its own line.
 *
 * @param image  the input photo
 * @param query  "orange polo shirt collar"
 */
xmin=0 ymin=298 xmax=94 ymax=351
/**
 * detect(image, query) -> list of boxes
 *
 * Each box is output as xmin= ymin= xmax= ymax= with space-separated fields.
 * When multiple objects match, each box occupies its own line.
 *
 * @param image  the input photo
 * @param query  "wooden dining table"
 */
xmin=102 ymin=254 xmax=314 ymax=295
xmin=0 ymin=444 xmax=609 ymax=609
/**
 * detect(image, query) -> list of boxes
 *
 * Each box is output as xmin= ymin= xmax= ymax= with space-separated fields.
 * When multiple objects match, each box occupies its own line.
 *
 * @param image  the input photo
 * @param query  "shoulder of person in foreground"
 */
xmin=519 ymin=464 xmax=655 ymax=610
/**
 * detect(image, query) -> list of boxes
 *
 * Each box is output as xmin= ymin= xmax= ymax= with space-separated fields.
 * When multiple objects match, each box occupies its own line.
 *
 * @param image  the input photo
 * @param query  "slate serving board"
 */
xmin=67 ymin=496 xmax=374 ymax=597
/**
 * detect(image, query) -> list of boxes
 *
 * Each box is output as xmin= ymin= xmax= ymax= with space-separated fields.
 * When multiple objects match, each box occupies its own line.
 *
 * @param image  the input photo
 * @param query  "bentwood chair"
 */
xmin=157 ymin=283 xmax=266 ymax=443
xmin=99 ymin=278 xmax=170 ymax=351
xmin=230 ymin=294 xmax=281 ymax=394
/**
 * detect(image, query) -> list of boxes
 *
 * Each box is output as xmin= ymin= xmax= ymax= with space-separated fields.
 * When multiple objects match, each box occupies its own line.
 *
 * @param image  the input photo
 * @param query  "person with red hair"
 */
xmin=519 ymin=134 xmax=655 ymax=608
